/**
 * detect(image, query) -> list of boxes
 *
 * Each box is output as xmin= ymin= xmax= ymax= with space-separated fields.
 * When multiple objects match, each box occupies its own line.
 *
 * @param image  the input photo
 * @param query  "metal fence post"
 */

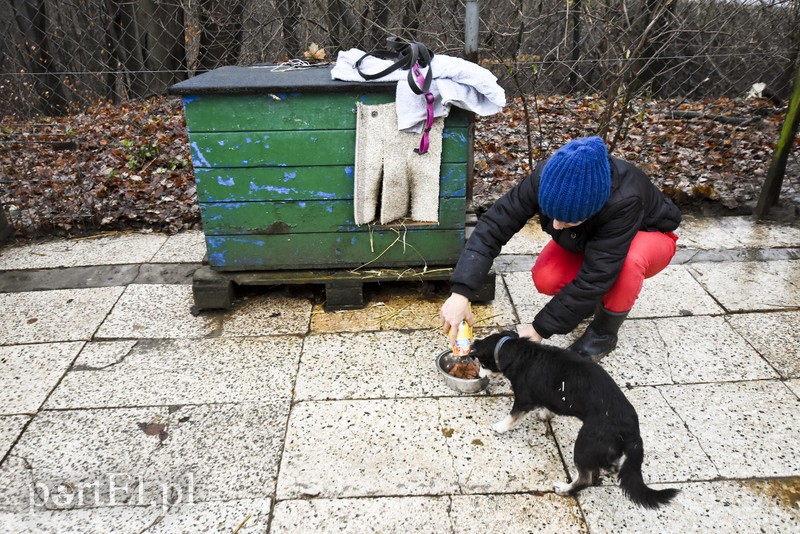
xmin=464 ymin=0 xmax=479 ymax=63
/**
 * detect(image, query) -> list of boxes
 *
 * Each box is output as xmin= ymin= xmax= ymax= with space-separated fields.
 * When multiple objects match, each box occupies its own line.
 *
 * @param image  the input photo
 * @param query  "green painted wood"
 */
xmin=188 ymin=128 xmax=470 ymax=168
xmin=194 ymin=163 xmax=467 ymax=202
xmin=200 ymin=197 xmax=467 ymax=235
xmin=183 ymin=93 xmax=471 ymax=132
xmin=205 ymin=229 xmax=465 ymax=270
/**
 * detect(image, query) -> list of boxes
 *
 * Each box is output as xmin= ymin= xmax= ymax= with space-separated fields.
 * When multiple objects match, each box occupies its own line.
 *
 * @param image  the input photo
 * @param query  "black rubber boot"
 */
xmin=568 ymin=306 xmax=629 ymax=362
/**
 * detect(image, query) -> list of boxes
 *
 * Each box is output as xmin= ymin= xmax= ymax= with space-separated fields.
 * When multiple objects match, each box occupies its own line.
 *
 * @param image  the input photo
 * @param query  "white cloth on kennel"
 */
xmin=354 ymin=102 xmax=444 ymax=225
xmin=332 ymin=48 xmax=506 ymax=133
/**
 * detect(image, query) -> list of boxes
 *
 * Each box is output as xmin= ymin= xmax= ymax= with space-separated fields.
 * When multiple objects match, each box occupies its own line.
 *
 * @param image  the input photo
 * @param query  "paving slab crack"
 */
xmin=655 ymin=387 xmax=722 ymax=477
xmin=436 ymin=400 xmax=463 ymax=495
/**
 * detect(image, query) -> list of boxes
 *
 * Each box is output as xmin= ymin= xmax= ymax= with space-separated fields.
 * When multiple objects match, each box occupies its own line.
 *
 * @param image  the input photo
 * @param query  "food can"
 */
xmin=451 ymin=320 xmax=473 ymax=357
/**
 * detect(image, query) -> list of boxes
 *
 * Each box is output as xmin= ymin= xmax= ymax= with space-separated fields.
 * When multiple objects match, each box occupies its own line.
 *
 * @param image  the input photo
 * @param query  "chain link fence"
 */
xmin=2 ymin=1 xmax=798 ymax=115
xmin=1 ymin=0 xmax=799 ymax=238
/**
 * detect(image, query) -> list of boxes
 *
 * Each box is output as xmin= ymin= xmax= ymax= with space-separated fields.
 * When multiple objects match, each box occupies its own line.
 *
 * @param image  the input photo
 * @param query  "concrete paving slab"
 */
xmin=277 ymin=398 xmax=458 ymax=500
xmin=660 ymin=381 xmax=800 ymax=478
xmin=679 ymin=215 xmax=800 ymax=250
xmin=652 ymin=315 xmax=778 ymax=383
xmin=132 ymin=263 xmax=198 ymax=285
xmin=0 ymin=498 xmax=270 ymax=533
xmin=727 ymin=311 xmax=800 ymax=379
xmin=599 ymin=316 xmax=777 ymax=387
xmin=578 ymin=479 xmax=800 ymax=533
xmin=149 ymin=231 xmax=206 ymax=264
xmin=0 ymin=287 xmax=124 ymax=344
xmin=296 ymin=329 xmax=513 ymax=401
xmin=438 ymin=396 xmax=565 ymax=494
xmin=3 ymin=403 xmax=288 ymax=511
xmin=550 ymin=386 xmax=718 ymax=486
xmin=310 ymin=277 xmax=516 ymax=334
xmin=449 ymin=493 xmax=586 ymax=533
xmin=95 ymin=284 xmax=215 ymax=339
xmin=277 ymin=397 xmax=565 ymax=501
xmin=296 ymin=330 xmax=467 ymax=401
xmin=0 ymin=264 xmax=140 ymax=293
xmin=629 ymin=265 xmax=724 ymax=318
xmin=506 ymin=265 xmax=724 ymax=323
xmin=502 ymin=271 xmax=550 ymax=322
xmin=45 ymin=337 xmax=301 ymax=409
xmin=689 ymin=259 xmax=800 ymax=312
xmin=500 ymin=221 xmax=551 ymax=255
xmin=219 ymin=292 xmax=312 ymax=336
xmin=787 ymin=379 xmax=800 ymax=398
xmin=271 ymin=496 xmax=452 ymax=533
xmin=0 ymin=415 xmax=29 ymax=458
xmin=0 ymin=342 xmax=84 ymax=414
xmin=0 ymin=233 xmax=167 ymax=270
xmin=272 ymin=493 xmax=587 ymax=534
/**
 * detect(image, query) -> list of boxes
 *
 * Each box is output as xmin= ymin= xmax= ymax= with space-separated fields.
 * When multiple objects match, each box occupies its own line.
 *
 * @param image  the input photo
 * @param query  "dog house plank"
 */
xmin=199 ymin=197 xmax=466 ymax=235
xmin=204 ymin=229 xmax=465 ymax=270
xmin=194 ymin=163 xmax=466 ymax=203
xmin=188 ymin=127 xmax=470 ymax=168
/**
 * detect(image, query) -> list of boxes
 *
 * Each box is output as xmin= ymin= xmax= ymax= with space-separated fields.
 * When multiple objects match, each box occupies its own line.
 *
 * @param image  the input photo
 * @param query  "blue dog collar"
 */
xmin=493 ymin=336 xmax=514 ymax=371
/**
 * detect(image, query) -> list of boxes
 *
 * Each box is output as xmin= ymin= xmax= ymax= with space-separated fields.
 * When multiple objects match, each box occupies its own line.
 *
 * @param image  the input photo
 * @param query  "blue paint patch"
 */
xmin=336 ymin=237 xmax=342 ymax=243
xmin=245 ymin=137 xmax=252 ymax=143
xmin=218 ymin=140 xmax=225 ymax=146
xmin=183 ymin=96 xmax=199 ymax=105
xmin=217 ymin=176 xmax=235 ymax=186
xmin=298 ymin=202 xmax=306 ymax=208
xmin=444 ymin=131 xmax=468 ymax=142
xmin=190 ymin=142 xmax=211 ymax=167
xmin=325 ymin=205 xmax=333 ymax=213
xmin=209 ymin=252 xmax=226 ymax=266
xmin=314 ymin=191 xmax=336 ymax=199
xmin=310 ymin=136 xmax=318 ymax=142
xmin=250 ymin=182 xmax=293 ymax=195
xmin=344 ymin=166 xmax=354 ymax=177
xmin=242 ymin=160 xmax=249 ymax=166
xmin=283 ymin=172 xmax=296 ymax=182
xmin=335 ymin=248 xmax=341 ymax=256
xmin=263 ymin=134 xmax=270 ymax=140
xmin=263 ymin=145 xmax=270 ymax=149
xmin=350 ymin=237 xmax=357 ymax=245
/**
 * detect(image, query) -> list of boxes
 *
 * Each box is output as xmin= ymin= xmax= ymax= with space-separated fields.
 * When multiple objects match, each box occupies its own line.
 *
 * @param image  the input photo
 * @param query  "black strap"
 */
xmin=355 ymin=37 xmax=434 ymax=95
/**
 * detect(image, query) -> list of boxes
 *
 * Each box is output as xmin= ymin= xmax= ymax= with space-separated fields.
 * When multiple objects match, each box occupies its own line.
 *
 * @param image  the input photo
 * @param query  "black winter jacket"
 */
xmin=451 ymin=155 xmax=682 ymax=338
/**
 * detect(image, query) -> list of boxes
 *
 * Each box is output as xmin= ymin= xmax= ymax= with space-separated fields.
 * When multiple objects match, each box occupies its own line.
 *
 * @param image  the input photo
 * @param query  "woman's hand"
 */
xmin=519 ymin=324 xmax=543 ymax=342
xmin=440 ymin=293 xmax=474 ymax=345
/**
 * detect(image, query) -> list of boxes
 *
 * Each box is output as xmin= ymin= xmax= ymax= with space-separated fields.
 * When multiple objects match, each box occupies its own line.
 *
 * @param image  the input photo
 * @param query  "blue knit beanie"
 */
xmin=538 ymin=136 xmax=611 ymax=222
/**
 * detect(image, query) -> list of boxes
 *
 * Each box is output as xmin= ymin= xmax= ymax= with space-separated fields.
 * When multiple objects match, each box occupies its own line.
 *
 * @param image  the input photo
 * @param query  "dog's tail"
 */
xmin=619 ymin=436 xmax=679 ymax=509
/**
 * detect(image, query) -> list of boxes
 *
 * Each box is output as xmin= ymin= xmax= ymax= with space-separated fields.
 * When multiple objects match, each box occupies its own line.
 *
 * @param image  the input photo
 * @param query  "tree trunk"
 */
xmin=569 ymin=0 xmax=582 ymax=92
xmin=199 ymin=0 xmax=243 ymax=70
xmin=755 ymin=61 xmax=800 ymax=217
xmin=10 ymin=0 xmax=68 ymax=115
xmin=277 ymin=0 xmax=300 ymax=59
xmin=141 ymin=0 xmax=187 ymax=93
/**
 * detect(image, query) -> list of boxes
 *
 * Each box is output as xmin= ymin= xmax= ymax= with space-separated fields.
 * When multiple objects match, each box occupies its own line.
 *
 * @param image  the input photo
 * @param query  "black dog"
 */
xmin=471 ymin=331 xmax=679 ymax=508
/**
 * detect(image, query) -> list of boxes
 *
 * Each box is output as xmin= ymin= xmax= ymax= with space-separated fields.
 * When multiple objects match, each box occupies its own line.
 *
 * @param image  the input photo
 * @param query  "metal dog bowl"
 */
xmin=436 ymin=350 xmax=489 ymax=394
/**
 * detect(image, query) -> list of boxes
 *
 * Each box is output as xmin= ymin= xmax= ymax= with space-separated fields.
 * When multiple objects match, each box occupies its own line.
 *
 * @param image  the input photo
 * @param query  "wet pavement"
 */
xmin=0 ymin=214 xmax=798 ymax=533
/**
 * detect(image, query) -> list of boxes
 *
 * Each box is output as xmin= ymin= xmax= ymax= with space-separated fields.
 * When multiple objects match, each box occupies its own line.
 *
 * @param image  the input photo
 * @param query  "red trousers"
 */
xmin=531 ymin=231 xmax=678 ymax=313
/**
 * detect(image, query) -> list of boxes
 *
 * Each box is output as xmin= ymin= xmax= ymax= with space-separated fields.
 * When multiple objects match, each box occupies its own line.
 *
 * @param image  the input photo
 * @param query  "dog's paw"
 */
xmin=553 ymin=481 xmax=573 ymax=496
xmin=492 ymin=415 xmax=517 ymax=434
xmin=534 ymin=407 xmax=554 ymax=421
xmin=492 ymin=420 xmax=510 ymax=434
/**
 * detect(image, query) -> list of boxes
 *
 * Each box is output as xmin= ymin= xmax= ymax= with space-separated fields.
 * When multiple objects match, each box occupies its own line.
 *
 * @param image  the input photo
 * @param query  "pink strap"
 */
xmin=412 ymin=63 xmax=435 ymax=155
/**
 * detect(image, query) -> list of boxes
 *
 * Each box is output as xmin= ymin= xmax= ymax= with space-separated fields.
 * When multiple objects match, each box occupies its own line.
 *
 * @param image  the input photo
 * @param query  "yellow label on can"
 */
xmin=451 ymin=321 xmax=473 ymax=356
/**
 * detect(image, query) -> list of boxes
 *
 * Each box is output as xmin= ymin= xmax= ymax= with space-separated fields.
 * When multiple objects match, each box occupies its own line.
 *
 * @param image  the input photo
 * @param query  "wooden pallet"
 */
xmin=192 ymin=265 xmax=496 ymax=312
